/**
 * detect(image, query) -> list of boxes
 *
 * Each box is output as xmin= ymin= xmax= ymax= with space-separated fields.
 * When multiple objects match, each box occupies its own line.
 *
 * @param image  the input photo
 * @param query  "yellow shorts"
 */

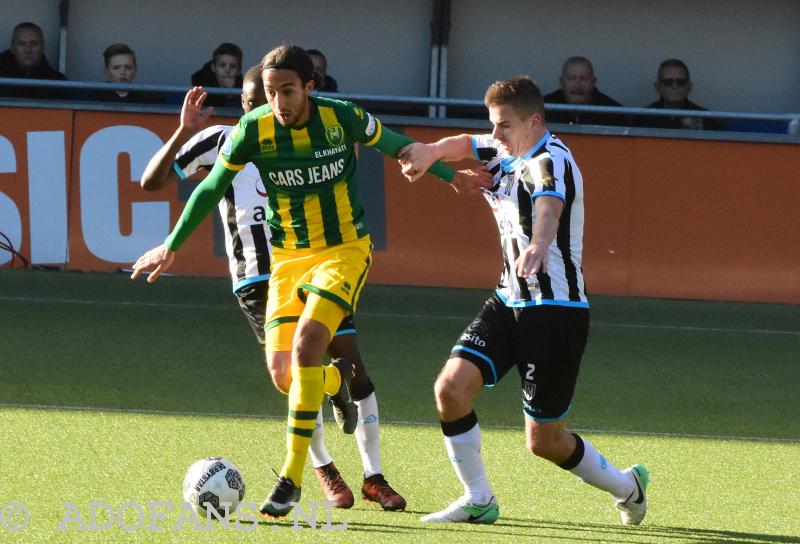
xmin=265 ymin=236 xmax=372 ymax=351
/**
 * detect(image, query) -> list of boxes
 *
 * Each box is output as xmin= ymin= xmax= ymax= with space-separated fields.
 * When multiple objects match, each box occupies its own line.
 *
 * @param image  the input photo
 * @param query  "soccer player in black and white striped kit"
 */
xmin=134 ymin=66 xmax=405 ymax=512
xmin=398 ymin=76 xmax=648 ymax=525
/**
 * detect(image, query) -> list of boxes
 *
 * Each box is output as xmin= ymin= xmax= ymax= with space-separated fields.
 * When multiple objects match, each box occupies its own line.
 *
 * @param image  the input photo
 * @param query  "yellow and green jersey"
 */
xmin=163 ymin=97 xmax=454 ymax=254
xmin=221 ymin=97 xmax=383 ymax=249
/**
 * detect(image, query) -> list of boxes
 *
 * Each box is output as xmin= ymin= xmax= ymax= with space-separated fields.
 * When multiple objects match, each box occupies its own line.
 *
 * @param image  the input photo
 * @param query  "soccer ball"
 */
xmin=182 ymin=457 xmax=245 ymax=516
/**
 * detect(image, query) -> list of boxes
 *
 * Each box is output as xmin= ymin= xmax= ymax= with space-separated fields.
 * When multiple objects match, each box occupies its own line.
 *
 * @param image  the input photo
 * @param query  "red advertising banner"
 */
xmin=2 ymin=106 xmax=799 ymax=303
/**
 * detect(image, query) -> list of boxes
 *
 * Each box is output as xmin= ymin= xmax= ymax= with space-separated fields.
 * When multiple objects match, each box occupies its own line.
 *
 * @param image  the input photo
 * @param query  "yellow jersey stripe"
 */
xmin=303 ymin=193 xmax=325 ymax=248
xmin=275 ymin=192 xmax=298 ymax=249
xmin=333 ymin=179 xmax=358 ymax=242
xmin=291 ymin=126 xmax=311 ymax=154
xmin=364 ymin=118 xmax=383 ymax=147
xmin=217 ymin=154 xmax=245 ymax=171
xmin=257 ymin=114 xmax=278 ymax=157
xmin=318 ymin=106 xmax=339 ymax=134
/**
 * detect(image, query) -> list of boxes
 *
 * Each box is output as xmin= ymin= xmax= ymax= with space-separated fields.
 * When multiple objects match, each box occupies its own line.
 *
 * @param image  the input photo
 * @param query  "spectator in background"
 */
xmin=543 ymin=56 xmax=624 ymax=126
xmin=307 ymin=48 xmax=338 ymax=92
xmin=90 ymin=43 xmax=160 ymax=103
xmin=637 ymin=58 xmax=721 ymax=130
xmin=191 ymin=42 xmax=243 ymax=108
xmin=0 ymin=22 xmax=67 ymax=99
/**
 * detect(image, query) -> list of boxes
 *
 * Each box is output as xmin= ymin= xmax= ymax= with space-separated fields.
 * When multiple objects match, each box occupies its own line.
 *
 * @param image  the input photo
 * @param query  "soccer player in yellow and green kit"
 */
xmin=131 ymin=43 xmax=492 ymax=517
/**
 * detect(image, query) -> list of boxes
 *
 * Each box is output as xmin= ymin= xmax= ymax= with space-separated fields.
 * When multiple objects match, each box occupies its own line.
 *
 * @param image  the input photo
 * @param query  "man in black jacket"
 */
xmin=543 ymin=56 xmax=624 ymax=126
xmin=637 ymin=58 xmax=722 ymax=131
xmin=0 ymin=22 xmax=67 ymax=99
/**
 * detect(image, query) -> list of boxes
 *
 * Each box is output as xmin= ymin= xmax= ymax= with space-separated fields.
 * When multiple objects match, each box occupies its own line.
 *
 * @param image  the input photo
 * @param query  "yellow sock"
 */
xmin=322 ymin=363 xmax=342 ymax=397
xmin=281 ymin=365 xmax=324 ymax=485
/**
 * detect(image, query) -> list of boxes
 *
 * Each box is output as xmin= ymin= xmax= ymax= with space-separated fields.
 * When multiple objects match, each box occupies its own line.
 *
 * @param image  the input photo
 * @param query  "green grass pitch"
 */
xmin=1 ymin=269 xmax=799 ymax=543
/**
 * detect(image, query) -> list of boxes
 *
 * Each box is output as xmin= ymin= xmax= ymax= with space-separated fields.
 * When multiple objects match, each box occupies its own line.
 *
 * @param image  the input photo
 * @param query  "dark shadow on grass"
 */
xmin=497 ymin=517 xmax=800 ymax=543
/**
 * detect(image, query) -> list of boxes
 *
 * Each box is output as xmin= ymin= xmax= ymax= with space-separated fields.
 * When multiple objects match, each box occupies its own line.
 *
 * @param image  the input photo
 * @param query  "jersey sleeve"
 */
xmin=218 ymin=116 xmax=258 ymax=172
xmin=173 ymin=125 xmax=230 ymax=179
xmin=521 ymin=152 xmax=566 ymax=202
xmin=470 ymin=134 xmax=499 ymax=163
xmin=337 ymin=101 xmax=455 ymax=182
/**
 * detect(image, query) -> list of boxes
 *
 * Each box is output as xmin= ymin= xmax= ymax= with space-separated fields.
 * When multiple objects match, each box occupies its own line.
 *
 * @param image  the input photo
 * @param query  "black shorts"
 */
xmin=451 ymin=293 xmax=590 ymax=421
xmin=235 ymin=281 xmax=356 ymax=348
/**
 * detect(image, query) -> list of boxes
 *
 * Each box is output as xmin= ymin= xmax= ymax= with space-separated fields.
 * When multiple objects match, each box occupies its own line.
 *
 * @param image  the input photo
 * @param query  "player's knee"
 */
xmin=526 ymin=436 xmax=552 ymax=458
xmin=525 ymin=426 xmax=566 ymax=462
xmin=433 ymin=374 xmax=464 ymax=410
xmin=292 ymin=325 xmax=329 ymax=363
xmin=349 ymin=359 xmax=373 ymax=399
xmin=267 ymin=355 xmax=292 ymax=394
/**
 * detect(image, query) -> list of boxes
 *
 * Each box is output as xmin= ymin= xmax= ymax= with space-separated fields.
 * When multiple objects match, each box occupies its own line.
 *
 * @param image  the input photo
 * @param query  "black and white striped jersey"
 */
xmin=173 ymin=125 xmax=271 ymax=292
xmin=471 ymin=131 xmax=588 ymax=308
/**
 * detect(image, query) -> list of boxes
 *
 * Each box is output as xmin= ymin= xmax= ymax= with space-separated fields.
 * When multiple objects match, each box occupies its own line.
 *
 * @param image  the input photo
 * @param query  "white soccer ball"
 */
xmin=182 ymin=457 xmax=245 ymax=516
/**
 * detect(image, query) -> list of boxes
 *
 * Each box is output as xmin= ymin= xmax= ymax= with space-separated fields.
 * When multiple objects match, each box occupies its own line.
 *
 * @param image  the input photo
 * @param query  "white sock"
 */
xmin=444 ymin=423 xmax=493 ymax=505
xmin=568 ymin=436 xmax=635 ymax=501
xmin=355 ymin=392 xmax=382 ymax=478
xmin=308 ymin=409 xmax=333 ymax=468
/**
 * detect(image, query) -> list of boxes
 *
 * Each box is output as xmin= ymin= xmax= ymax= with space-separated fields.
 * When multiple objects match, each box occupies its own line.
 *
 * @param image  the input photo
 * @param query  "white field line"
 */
xmin=1 ymin=402 xmax=798 ymax=444
xmin=2 ymin=295 xmax=799 ymax=336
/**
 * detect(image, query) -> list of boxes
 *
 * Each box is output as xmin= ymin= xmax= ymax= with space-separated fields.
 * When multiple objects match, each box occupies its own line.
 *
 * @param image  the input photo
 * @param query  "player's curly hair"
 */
xmin=484 ymin=76 xmax=544 ymax=119
xmin=260 ymin=43 xmax=316 ymax=86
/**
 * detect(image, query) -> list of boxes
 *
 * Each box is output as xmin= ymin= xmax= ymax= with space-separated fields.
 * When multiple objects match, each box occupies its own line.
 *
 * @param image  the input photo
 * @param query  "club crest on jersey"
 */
xmin=325 ymin=124 xmax=345 ymax=147
xmin=260 ymin=137 xmax=276 ymax=153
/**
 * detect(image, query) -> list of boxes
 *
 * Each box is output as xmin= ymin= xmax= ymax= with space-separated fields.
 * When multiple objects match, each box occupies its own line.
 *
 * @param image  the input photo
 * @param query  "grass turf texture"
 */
xmin=1 ymin=269 xmax=799 ymax=543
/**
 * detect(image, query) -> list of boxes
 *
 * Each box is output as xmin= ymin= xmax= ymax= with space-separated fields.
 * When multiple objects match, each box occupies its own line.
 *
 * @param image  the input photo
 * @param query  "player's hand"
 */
xmin=130 ymin=244 xmax=176 ymax=283
xmin=397 ymin=143 xmax=436 ymax=182
xmin=180 ymin=86 xmax=214 ymax=132
xmin=451 ymin=168 xmax=493 ymax=195
xmin=515 ymin=242 xmax=548 ymax=278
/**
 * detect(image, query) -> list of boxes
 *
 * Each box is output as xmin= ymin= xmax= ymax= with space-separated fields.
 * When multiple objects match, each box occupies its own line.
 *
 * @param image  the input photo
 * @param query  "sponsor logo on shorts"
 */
xmin=342 ymin=281 xmax=352 ymax=295
xmin=460 ymin=333 xmax=486 ymax=347
xmin=467 ymin=319 xmax=490 ymax=337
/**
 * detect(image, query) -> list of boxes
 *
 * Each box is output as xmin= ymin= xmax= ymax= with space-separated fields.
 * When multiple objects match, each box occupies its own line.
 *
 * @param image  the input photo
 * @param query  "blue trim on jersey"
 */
xmin=520 ymin=131 xmax=551 ymax=160
xmin=494 ymin=289 xmax=589 ymax=309
xmin=173 ymin=161 xmax=187 ymax=180
xmin=471 ymin=135 xmax=480 ymax=160
xmin=532 ymin=190 xmax=566 ymax=202
xmin=524 ymin=404 xmax=571 ymax=422
xmin=334 ymin=328 xmax=357 ymax=337
xmin=498 ymin=131 xmax=551 ymax=173
xmin=451 ymin=346 xmax=498 ymax=387
xmin=232 ymin=274 xmax=270 ymax=293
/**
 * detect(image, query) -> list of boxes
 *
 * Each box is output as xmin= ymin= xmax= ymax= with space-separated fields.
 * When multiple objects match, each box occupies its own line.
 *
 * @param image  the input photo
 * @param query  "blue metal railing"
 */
xmin=1 ymin=77 xmax=798 ymax=132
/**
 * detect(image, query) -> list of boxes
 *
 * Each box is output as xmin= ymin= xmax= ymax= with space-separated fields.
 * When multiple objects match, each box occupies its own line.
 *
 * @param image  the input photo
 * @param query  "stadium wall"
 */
xmin=1 ymin=107 xmax=798 ymax=303
xmin=4 ymin=0 xmax=800 ymax=113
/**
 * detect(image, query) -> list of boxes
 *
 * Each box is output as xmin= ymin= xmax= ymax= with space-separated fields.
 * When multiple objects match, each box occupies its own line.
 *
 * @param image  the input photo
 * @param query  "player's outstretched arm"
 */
xmin=130 ymin=244 xmax=175 ymax=283
xmin=164 ymin=160 xmax=237 ymax=252
xmin=451 ymin=168 xmax=493 ymax=194
xmin=397 ymin=135 xmax=473 ymax=182
xmin=368 ymin=126 xmax=455 ymax=182
xmin=141 ymin=86 xmax=214 ymax=191
xmin=130 ymin=160 xmax=237 ymax=284
xmin=515 ymin=196 xmax=564 ymax=277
